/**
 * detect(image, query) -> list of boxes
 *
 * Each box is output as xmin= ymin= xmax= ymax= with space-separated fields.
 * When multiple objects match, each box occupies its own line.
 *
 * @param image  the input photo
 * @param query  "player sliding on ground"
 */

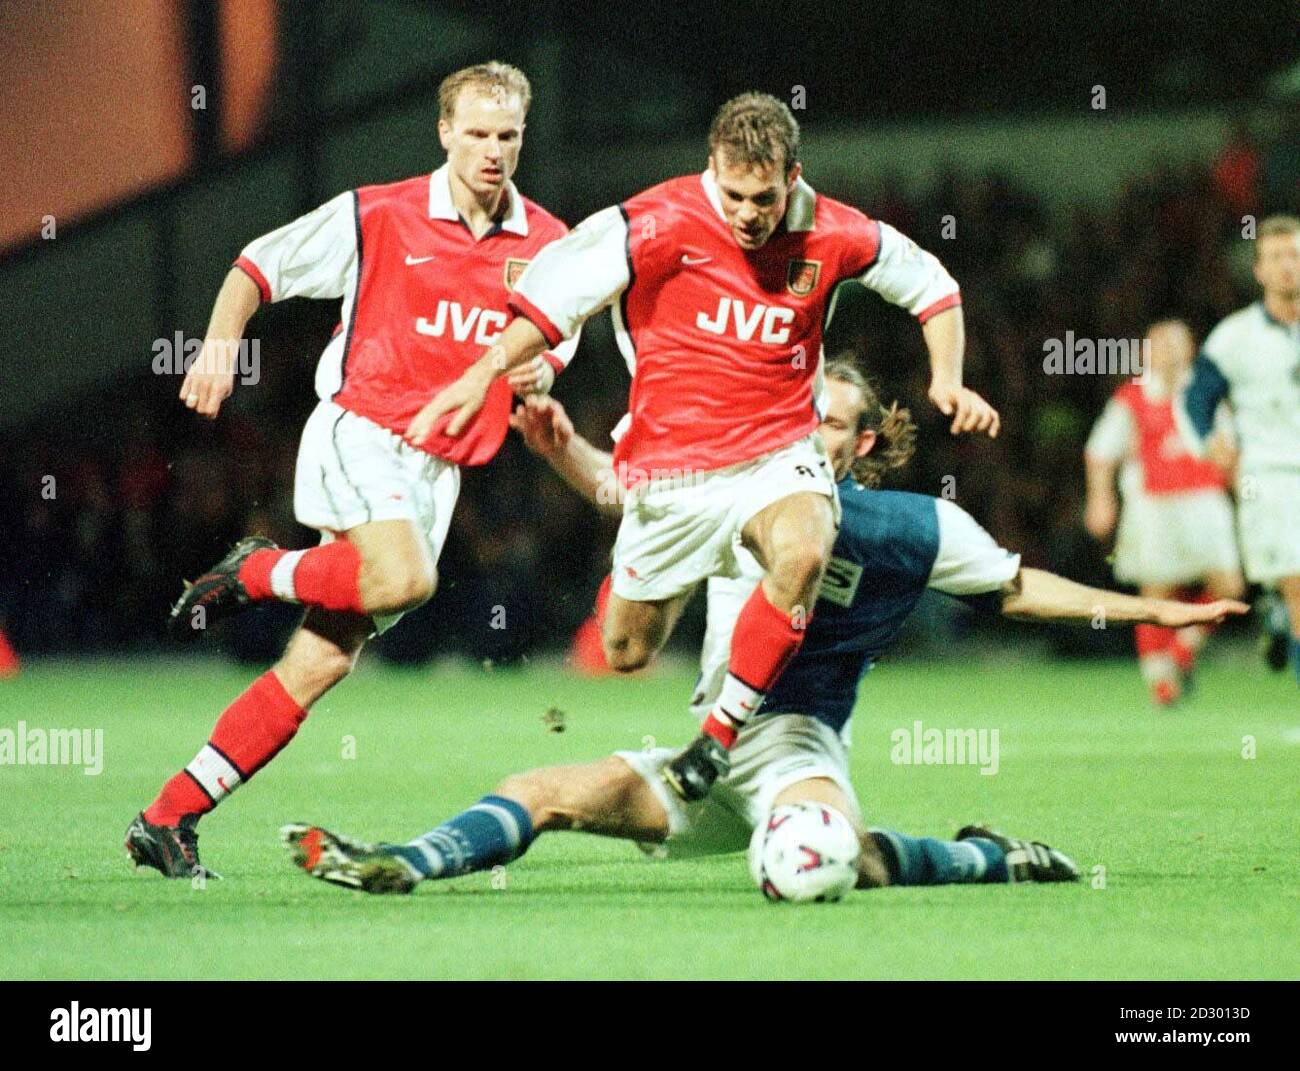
xmin=283 ymin=366 xmax=1245 ymax=895
xmin=1175 ymin=215 xmax=1300 ymax=687
xmin=1084 ymin=319 xmax=1244 ymax=706
xmin=415 ymin=92 xmax=998 ymax=803
xmin=127 ymin=63 xmax=576 ymax=879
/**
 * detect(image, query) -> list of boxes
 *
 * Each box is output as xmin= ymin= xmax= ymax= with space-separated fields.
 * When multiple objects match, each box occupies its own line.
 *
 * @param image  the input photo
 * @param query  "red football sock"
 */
xmin=143 ymin=671 xmax=307 ymax=826
xmin=1135 ymin=623 xmax=1175 ymax=659
xmin=238 ymin=541 xmax=365 ymax=613
xmin=570 ymin=575 xmax=613 ymax=675
xmin=704 ymin=585 xmax=808 ymax=749
xmin=1164 ymin=591 xmax=1218 ymax=671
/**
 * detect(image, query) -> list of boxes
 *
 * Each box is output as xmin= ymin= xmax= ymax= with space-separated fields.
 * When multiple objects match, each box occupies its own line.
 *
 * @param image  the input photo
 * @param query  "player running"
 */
xmin=282 ymin=365 xmax=1244 ymax=895
xmin=413 ymin=92 xmax=998 ymax=803
xmin=127 ymin=63 xmax=576 ymax=879
xmin=1176 ymin=215 xmax=1300 ymax=686
xmin=1084 ymin=319 xmax=1244 ymax=706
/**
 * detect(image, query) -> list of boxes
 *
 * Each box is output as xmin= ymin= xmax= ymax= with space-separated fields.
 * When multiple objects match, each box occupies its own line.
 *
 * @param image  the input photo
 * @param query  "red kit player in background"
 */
xmin=416 ymin=93 xmax=1000 ymax=801
xmin=1085 ymin=319 xmax=1244 ymax=705
xmin=127 ymin=63 xmax=576 ymax=879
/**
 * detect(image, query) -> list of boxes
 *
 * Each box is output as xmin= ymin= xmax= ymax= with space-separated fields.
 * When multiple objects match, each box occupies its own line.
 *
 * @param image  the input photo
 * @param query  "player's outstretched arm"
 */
xmin=179 ymin=267 xmax=262 ymax=418
xmin=999 ymin=567 xmax=1248 ymax=627
xmin=509 ymin=396 xmax=622 ymax=517
xmin=922 ymin=307 xmax=999 ymax=438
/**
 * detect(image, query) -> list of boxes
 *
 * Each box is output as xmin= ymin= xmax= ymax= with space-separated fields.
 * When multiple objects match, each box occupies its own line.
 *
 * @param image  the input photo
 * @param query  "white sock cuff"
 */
xmin=186 ymin=743 xmax=243 ymax=802
xmin=270 ymin=550 xmax=307 ymax=602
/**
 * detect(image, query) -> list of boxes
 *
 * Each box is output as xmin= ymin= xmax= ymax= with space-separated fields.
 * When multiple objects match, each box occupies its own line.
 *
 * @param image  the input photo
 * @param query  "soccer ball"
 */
xmin=748 ymin=802 xmax=861 ymax=903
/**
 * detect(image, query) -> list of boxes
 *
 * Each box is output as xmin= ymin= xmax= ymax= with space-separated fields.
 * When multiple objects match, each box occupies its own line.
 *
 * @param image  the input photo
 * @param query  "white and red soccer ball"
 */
xmin=748 ymin=802 xmax=861 ymax=903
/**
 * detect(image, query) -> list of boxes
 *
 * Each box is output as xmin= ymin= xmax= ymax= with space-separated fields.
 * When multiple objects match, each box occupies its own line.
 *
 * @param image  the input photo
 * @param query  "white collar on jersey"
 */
xmin=700 ymin=168 xmax=817 ymax=233
xmin=427 ymin=163 xmax=528 ymax=236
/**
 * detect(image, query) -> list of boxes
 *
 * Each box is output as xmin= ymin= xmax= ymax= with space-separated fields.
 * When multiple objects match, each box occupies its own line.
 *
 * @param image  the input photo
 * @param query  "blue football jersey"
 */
xmin=691 ymin=478 xmax=1020 ymax=735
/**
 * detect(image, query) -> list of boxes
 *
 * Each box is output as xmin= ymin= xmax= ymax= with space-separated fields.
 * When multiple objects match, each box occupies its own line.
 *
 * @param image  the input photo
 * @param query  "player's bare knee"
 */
xmin=603 ymin=632 xmax=652 ymax=673
xmin=548 ymin=758 xmax=640 ymax=831
xmin=493 ymin=769 xmax=555 ymax=827
xmin=771 ymin=542 xmax=829 ymax=606
xmin=367 ymin=561 xmax=436 ymax=612
xmin=585 ymin=756 xmax=640 ymax=809
xmin=496 ymin=767 xmax=598 ymax=832
xmin=609 ymin=645 xmax=652 ymax=673
xmin=276 ymin=642 xmax=356 ymax=696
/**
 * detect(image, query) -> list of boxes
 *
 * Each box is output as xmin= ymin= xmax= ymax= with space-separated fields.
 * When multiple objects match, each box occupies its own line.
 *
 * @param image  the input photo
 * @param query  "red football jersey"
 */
xmin=508 ymin=171 xmax=960 ymax=481
xmin=235 ymin=166 xmax=575 ymax=466
xmin=1113 ymin=381 xmax=1227 ymax=494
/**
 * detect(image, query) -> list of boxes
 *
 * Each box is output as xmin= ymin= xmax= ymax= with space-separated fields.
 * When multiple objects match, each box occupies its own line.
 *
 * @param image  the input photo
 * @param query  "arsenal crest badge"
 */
xmin=786 ymin=258 xmax=820 ymax=297
xmin=504 ymin=258 xmax=530 ymax=291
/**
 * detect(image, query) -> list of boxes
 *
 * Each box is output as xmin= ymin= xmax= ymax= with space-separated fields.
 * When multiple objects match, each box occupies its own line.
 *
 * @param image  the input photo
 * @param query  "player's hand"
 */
xmin=179 ymin=339 xmax=237 ymax=418
xmin=928 ymin=383 xmax=1000 ymax=438
xmin=1083 ymin=496 xmax=1117 ymax=542
xmin=407 ymin=359 xmax=496 ymax=445
xmin=506 ymin=355 xmax=556 ymax=397
xmin=509 ymin=394 xmax=573 ymax=458
xmin=1151 ymin=598 xmax=1249 ymax=628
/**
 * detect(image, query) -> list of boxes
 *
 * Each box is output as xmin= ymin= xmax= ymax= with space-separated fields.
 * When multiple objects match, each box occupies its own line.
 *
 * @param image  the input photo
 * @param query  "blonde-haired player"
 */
xmin=1085 ymin=319 xmax=1243 ymax=705
xmin=127 ymin=62 xmax=575 ymax=880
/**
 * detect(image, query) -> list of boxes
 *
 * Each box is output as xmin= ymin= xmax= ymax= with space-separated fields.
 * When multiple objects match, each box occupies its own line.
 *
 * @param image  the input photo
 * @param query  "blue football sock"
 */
xmin=870 ymin=828 xmax=1009 ymax=885
xmin=386 ymin=795 xmax=535 ymax=881
xmin=1291 ymin=638 xmax=1300 ymax=686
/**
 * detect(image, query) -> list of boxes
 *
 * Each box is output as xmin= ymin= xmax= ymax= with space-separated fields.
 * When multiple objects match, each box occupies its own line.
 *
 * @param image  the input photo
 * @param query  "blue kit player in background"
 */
xmin=282 ymin=362 xmax=1245 ymax=895
xmin=1176 ymin=214 xmax=1300 ymax=684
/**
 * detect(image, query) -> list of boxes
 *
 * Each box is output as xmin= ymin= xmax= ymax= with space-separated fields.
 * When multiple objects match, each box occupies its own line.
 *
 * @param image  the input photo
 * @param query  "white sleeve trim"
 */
xmin=859 ymin=221 xmax=959 ymax=317
xmin=928 ymin=499 xmax=1021 ymax=596
xmin=238 ymin=191 xmax=357 ymax=302
xmin=547 ymin=329 xmax=581 ymax=369
xmin=512 ymin=205 xmax=631 ymax=341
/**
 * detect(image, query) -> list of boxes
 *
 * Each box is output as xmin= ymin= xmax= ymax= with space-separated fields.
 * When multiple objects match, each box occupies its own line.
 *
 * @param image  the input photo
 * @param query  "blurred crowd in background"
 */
xmin=3 ymin=118 xmax=1294 ymax=663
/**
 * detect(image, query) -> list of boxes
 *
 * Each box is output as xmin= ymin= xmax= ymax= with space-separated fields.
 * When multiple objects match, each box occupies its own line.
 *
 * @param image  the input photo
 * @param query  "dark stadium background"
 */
xmin=1 ymin=0 xmax=1297 ymax=666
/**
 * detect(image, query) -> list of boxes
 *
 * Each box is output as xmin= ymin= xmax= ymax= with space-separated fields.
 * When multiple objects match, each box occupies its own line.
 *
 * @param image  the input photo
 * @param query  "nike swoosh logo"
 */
xmin=405 ymin=254 xmax=435 ymax=266
xmin=681 ymin=255 xmax=712 ymax=265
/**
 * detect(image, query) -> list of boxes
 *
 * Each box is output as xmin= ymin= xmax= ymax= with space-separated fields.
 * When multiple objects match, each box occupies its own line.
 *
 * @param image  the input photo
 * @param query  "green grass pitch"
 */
xmin=1 ymin=654 xmax=1296 ymax=980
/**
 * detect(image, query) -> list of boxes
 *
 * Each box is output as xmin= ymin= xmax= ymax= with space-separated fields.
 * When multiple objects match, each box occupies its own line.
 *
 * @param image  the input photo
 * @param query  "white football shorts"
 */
xmin=1235 ymin=468 xmax=1300 ymax=584
xmin=610 ymin=433 xmax=840 ymax=603
xmin=615 ymin=713 xmax=859 ymax=859
xmin=294 ymin=400 xmax=460 ymax=633
xmin=1112 ymin=486 xmax=1240 ymax=587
